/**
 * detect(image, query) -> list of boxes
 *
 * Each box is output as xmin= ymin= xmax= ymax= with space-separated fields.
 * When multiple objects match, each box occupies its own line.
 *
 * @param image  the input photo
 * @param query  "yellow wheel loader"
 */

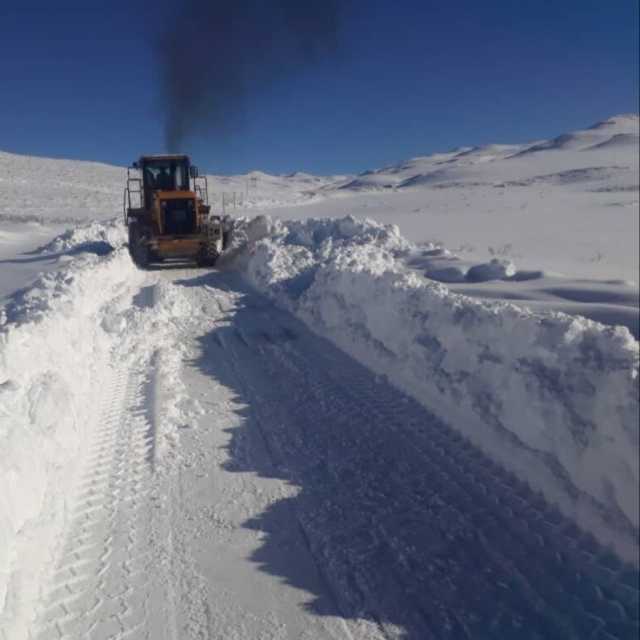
xmin=123 ymin=155 xmax=229 ymax=268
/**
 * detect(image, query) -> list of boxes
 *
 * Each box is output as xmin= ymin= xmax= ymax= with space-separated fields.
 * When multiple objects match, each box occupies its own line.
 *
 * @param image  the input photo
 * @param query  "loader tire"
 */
xmin=197 ymin=229 xmax=223 ymax=267
xmin=128 ymin=223 xmax=150 ymax=269
xmin=196 ymin=250 xmax=219 ymax=268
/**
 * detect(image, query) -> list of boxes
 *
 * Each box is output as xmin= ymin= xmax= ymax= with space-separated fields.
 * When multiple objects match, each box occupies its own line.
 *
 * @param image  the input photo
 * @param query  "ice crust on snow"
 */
xmin=231 ymin=214 xmax=640 ymax=559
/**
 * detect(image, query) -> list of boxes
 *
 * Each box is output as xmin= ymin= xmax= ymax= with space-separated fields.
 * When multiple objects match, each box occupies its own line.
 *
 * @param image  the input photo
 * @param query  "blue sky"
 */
xmin=0 ymin=0 xmax=637 ymax=175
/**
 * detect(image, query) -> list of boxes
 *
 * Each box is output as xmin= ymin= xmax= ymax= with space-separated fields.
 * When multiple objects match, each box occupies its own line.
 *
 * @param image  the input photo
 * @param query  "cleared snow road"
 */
xmin=31 ymin=268 xmax=639 ymax=640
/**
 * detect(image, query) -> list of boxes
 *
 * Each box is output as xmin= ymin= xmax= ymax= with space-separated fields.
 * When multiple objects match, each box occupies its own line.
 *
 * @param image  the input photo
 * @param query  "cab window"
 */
xmin=143 ymin=160 xmax=189 ymax=191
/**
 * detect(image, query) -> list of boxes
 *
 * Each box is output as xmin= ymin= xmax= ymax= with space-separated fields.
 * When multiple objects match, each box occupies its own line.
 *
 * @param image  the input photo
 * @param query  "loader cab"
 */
xmin=135 ymin=155 xmax=191 ymax=203
xmin=127 ymin=155 xmax=208 ymax=237
xmin=128 ymin=154 xmax=206 ymax=211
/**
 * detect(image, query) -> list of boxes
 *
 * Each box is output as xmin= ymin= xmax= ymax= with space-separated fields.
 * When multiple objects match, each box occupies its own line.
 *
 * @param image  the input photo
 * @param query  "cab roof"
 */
xmin=134 ymin=154 xmax=190 ymax=166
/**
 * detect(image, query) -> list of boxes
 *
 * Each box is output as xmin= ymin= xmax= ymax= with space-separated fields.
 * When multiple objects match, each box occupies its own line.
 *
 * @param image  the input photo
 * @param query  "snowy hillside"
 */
xmin=0 ymin=153 xmax=124 ymax=225
xmin=0 ymin=152 xmax=345 ymax=226
xmin=3 ymin=114 xmax=638 ymax=283
xmin=269 ymin=114 xmax=639 ymax=283
xmin=326 ymin=114 xmax=639 ymax=192
xmin=0 ymin=115 xmax=638 ymax=639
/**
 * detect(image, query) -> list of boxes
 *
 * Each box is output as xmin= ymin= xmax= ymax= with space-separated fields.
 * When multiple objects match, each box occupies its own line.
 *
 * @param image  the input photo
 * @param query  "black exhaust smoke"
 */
xmin=158 ymin=0 xmax=345 ymax=152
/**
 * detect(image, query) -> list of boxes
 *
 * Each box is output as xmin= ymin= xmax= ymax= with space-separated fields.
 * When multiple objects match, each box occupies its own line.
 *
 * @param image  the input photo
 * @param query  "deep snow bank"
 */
xmin=0 ymin=222 xmax=196 ymax=639
xmin=34 ymin=218 xmax=127 ymax=256
xmin=0 ymin=220 xmax=197 ymax=637
xmin=0 ymin=244 xmax=145 ymax=637
xmin=230 ymin=215 xmax=640 ymax=561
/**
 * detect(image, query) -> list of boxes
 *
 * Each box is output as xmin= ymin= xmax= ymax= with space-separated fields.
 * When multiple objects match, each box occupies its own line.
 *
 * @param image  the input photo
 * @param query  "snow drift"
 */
xmin=0 ymin=229 xmax=191 ymax=637
xmin=0 ymin=248 xmax=141 ymax=634
xmin=231 ymin=215 xmax=640 ymax=561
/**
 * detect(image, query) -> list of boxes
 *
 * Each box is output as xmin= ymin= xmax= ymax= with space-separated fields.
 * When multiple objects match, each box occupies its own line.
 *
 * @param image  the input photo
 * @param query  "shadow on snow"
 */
xmin=174 ymin=270 xmax=639 ymax=640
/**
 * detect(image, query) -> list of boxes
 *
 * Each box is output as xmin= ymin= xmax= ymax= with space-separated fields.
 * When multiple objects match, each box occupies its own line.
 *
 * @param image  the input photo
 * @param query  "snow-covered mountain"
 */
xmin=0 ymin=153 xmax=338 ymax=224
xmin=325 ymin=114 xmax=638 ymax=192
xmin=3 ymin=113 xmax=637 ymax=227
xmin=0 ymin=152 xmax=124 ymax=225
xmin=268 ymin=114 xmax=639 ymax=283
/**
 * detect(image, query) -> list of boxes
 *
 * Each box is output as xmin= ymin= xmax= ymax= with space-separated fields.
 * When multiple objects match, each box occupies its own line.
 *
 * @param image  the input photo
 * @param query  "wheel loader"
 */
xmin=123 ymin=154 xmax=229 ymax=268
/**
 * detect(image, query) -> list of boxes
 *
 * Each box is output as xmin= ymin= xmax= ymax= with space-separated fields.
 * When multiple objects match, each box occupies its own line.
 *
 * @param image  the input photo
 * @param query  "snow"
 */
xmin=401 ymin=248 xmax=639 ymax=338
xmin=0 ymin=222 xmax=73 ymax=302
xmin=0 ymin=250 xmax=139 ymax=635
xmin=264 ymin=114 xmax=639 ymax=283
xmin=0 ymin=240 xmax=204 ymax=637
xmin=0 ymin=232 xmax=367 ymax=639
xmin=3 ymin=114 xmax=637 ymax=283
xmin=0 ymin=152 xmax=125 ymax=226
xmin=1 ymin=212 xmax=634 ymax=637
xmin=229 ymin=215 xmax=639 ymax=562
xmin=0 ymin=113 xmax=638 ymax=637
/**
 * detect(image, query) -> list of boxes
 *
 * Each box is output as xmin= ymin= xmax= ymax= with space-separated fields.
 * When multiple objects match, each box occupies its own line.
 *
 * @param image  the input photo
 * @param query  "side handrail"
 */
xmin=124 ymin=176 xmax=143 ymax=219
xmin=194 ymin=175 xmax=209 ymax=206
xmin=124 ymin=166 xmax=143 ymax=224
xmin=123 ymin=187 xmax=129 ymax=223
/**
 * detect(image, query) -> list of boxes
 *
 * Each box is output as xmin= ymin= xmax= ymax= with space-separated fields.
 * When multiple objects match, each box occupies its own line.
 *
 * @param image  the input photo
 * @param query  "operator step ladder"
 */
xmin=123 ymin=168 xmax=143 ymax=221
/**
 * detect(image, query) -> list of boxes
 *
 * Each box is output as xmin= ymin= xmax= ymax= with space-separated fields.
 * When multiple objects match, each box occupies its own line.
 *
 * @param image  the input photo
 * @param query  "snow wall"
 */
xmin=0 ymin=221 xmax=193 ymax=637
xmin=0 ymin=228 xmax=141 ymax=636
xmin=229 ymin=215 xmax=639 ymax=563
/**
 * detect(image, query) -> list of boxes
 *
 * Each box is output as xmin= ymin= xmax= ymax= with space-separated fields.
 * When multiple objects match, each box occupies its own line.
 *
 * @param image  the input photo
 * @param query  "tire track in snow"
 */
xmin=307 ymin=345 xmax=640 ymax=639
xmin=218 ymin=332 xmax=365 ymax=640
xmin=31 ymin=351 xmax=170 ymax=640
xmin=298 ymin=336 xmax=638 ymax=639
xmin=205 ymin=307 xmax=437 ymax=640
xmin=196 ymin=283 xmax=639 ymax=640
xmin=167 ymin=276 xmax=371 ymax=640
